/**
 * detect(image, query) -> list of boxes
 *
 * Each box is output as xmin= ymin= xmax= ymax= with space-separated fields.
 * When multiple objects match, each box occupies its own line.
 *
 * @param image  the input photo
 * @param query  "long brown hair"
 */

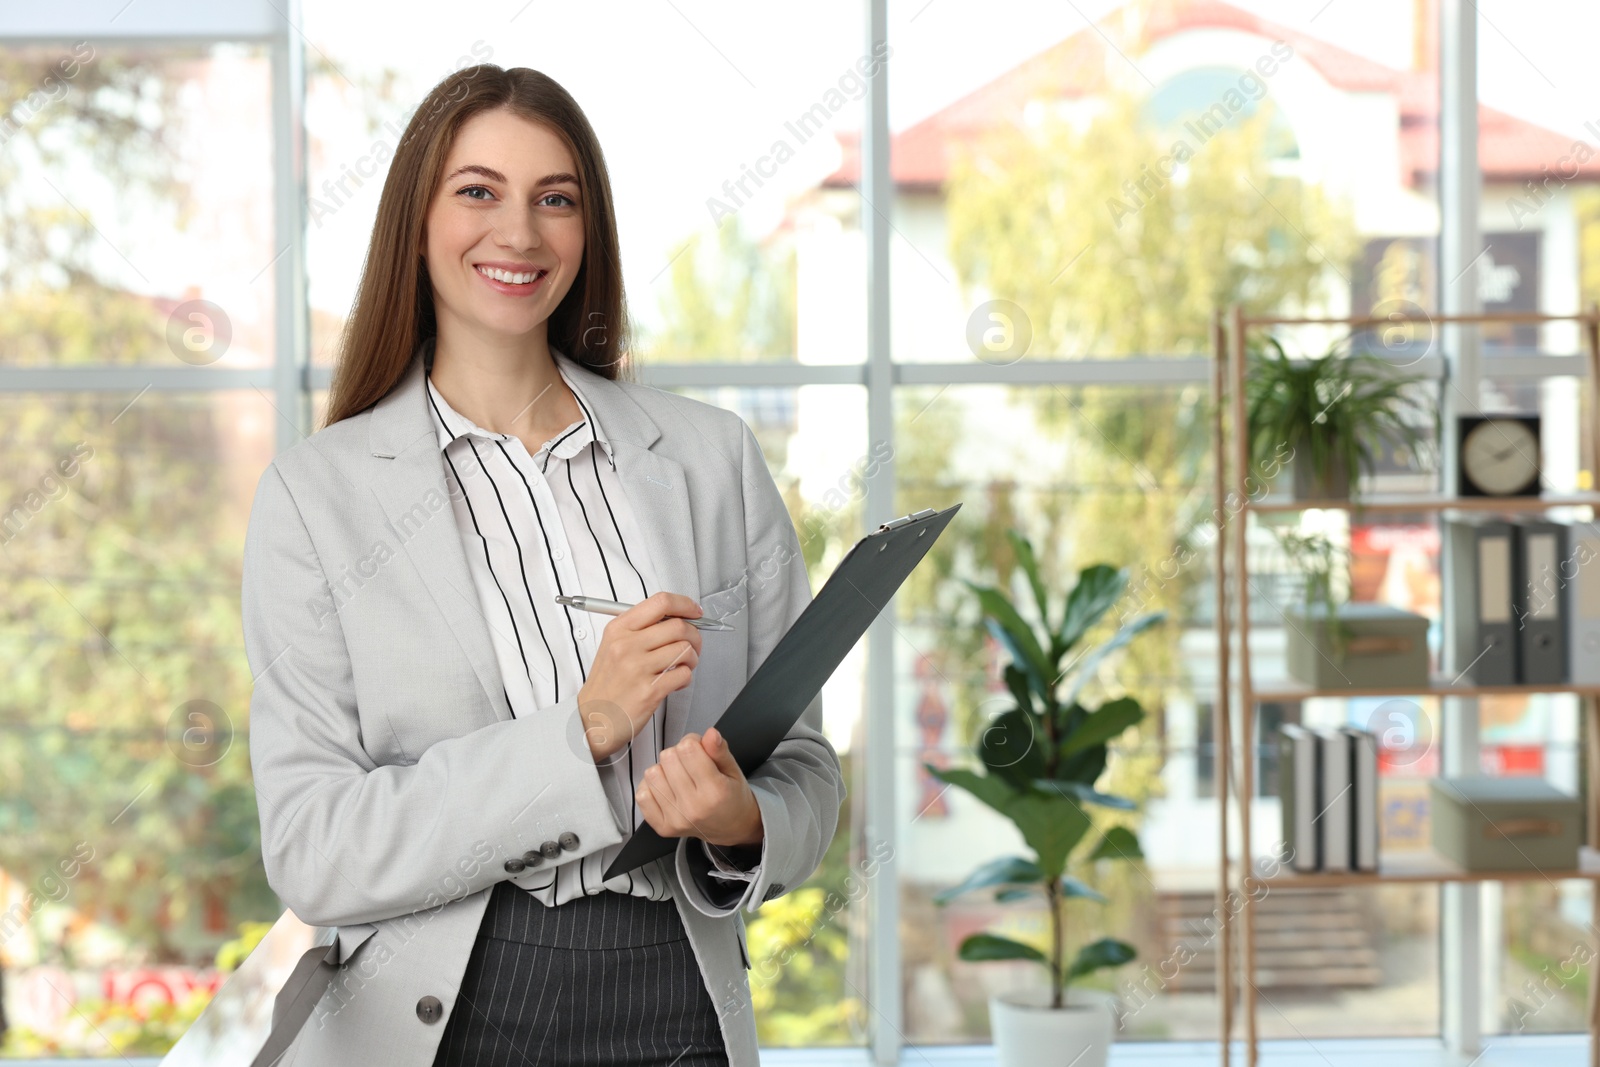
xmin=321 ymin=65 xmax=634 ymax=430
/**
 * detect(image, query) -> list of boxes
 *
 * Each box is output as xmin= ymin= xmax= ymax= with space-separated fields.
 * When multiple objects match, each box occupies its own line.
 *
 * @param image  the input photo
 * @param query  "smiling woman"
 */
xmin=320 ymin=65 xmax=631 ymax=430
xmin=242 ymin=62 xmax=843 ymax=1067
xmin=420 ymin=109 xmax=592 ymax=453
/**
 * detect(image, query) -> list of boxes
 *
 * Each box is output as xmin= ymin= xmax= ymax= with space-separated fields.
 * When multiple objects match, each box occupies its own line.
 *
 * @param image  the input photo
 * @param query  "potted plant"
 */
xmin=1270 ymin=525 xmax=1349 ymax=657
xmin=1270 ymin=523 xmax=1430 ymax=690
xmin=1245 ymin=334 xmax=1436 ymax=501
xmin=924 ymin=534 xmax=1164 ymax=1067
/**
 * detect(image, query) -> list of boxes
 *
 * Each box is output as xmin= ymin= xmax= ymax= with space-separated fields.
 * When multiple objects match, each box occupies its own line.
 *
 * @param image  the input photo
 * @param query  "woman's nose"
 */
xmin=496 ymin=203 xmax=544 ymax=253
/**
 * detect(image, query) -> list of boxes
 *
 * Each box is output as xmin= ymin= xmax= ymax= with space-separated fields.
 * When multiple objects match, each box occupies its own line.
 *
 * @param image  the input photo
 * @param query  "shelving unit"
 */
xmin=1251 ymin=679 xmax=1600 ymax=702
xmin=1255 ymin=846 xmax=1600 ymax=889
xmin=1211 ymin=306 xmax=1600 ymax=1067
xmin=1250 ymin=492 xmax=1600 ymax=514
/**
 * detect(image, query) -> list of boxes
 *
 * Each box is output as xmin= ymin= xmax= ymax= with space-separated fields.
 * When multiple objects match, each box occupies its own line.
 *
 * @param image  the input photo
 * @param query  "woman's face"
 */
xmin=422 ymin=107 xmax=586 ymax=342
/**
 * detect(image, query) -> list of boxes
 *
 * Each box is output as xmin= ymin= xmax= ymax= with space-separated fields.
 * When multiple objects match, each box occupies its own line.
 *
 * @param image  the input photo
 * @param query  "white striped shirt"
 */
xmin=425 ymin=346 xmax=755 ymax=906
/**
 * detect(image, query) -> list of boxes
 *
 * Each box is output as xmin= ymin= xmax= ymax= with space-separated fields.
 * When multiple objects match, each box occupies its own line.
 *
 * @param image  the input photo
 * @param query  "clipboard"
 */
xmin=602 ymin=502 xmax=961 ymax=881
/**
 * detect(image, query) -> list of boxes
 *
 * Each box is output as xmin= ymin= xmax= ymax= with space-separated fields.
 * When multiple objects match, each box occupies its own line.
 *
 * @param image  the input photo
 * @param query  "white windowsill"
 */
xmin=758 ymin=1035 xmax=1585 ymax=1066
xmin=15 ymin=1034 xmax=1586 ymax=1067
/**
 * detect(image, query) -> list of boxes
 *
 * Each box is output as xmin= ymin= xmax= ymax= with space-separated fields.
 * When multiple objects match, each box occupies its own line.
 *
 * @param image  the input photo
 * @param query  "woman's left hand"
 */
xmin=636 ymin=727 xmax=764 ymax=848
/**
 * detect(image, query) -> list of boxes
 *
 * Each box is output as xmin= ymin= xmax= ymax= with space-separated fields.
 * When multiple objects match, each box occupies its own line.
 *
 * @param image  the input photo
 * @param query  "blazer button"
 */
xmin=558 ymin=831 xmax=580 ymax=851
xmin=540 ymin=840 xmax=561 ymax=859
xmin=521 ymin=851 xmax=544 ymax=867
xmin=416 ymin=995 xmax=444 ymax=1024
xmin=504 ymin=858 xmax=526 ymax=874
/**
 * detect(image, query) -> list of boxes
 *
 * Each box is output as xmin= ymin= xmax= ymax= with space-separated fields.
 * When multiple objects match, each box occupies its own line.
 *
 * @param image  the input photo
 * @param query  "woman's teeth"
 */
xmin=476 ymin=265 xmax=545 ymax=284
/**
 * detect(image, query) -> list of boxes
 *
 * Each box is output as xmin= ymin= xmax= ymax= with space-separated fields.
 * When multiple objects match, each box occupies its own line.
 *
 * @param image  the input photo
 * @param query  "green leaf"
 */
xmin=982 ymin=615 xmax=1050 ymax=696
xmin=1006 ymin=529 xmax=1053 ymax=637
xmin=1054 ymin=700 xmax=1090 ymax=740
xmin=965 ymin=579 xmax=1055 ymax=698
xmin=931 ymin=855 xmax=1043 ymax=905
xmin=1056 ymin=565 xmax=1126 ymax=653
xmin=980 ymin=708 xmax=1046 ymax=787
xmin=1060 ymin=875 xmax=1107 ymax=902
xmin=1032 ymin=779 xmax=1136 ymax=810
xmin=1089 ymin=826 xmax=1144 ymax=862
xmin=923 ymin=765 xmax=1023 ymax=819
xmin=1067 ymin=936 xmax=1136 ymax=980
xmin=1059 ymin=695 xmax=1145 ymax=758
xmin=1057 ymin=740 xmax=1109 ymax=787
xmin=1004 ymin=788 xmax=1092 ymax=879
xmin=1002 ymin=663 xmax=1036 ymax=718
xmin=1062 ymin=611 xmax=1166 ymax=708
xmin=958 ymin=932 xmax=1047 ymax=964
xmin=924 ymin=766 xmax=1090 ymax=878
xmin=995 ymin=886 xmax=1037 ymax=903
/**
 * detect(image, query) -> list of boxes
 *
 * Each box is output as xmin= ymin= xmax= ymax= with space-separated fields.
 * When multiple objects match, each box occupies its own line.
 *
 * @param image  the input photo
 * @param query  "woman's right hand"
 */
xmin=577 ymin=591 xmax=704 ymax=764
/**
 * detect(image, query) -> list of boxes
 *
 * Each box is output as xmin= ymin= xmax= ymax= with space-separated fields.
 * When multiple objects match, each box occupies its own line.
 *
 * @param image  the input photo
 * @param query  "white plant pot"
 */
xmin=989 ymin=987 xmax=1114 ymax=1067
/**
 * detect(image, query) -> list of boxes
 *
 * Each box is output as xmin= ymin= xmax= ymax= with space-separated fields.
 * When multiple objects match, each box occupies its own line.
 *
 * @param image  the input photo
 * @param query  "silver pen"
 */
xmin=554 ymin=594 xmax=735 ymax=631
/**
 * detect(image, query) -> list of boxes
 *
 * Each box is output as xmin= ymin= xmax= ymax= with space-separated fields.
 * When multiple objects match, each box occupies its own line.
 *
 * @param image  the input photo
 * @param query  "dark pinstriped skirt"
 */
xmin=431 ymin=879 xmax=730 ymax=1066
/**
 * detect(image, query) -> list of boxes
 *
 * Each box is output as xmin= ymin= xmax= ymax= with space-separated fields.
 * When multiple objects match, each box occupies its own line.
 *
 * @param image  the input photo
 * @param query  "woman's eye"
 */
xmin=456 ymin=187 xmax=574 ymax=208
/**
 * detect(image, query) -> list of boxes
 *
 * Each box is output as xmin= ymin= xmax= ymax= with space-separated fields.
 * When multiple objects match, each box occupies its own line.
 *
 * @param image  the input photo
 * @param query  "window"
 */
xmin=1 ymin=0 xmax=1591 ymax=1059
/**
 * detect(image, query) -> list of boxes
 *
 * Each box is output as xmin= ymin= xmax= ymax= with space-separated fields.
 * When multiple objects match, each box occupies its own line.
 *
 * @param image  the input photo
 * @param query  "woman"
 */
xmin=241 ymin=64 xmax=844 ymax=1067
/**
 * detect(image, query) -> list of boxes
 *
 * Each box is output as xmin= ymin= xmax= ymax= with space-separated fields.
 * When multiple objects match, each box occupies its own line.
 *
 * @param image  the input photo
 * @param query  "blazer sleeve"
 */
xmin=243 ymin=461 xmax=626 ymax=929
xmin=675 ymin=418 xmax=848 ymax=918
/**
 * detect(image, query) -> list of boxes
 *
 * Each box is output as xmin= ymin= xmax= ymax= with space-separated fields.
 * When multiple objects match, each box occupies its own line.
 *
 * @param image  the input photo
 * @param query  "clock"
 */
xmin=1458 ymin=415 xmax=1541 ymax=497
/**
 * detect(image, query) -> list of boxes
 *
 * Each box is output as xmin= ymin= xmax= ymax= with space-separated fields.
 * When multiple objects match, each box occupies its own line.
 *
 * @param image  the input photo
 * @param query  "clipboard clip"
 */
xmin=876 ymin=508 xmax=938 ymax=534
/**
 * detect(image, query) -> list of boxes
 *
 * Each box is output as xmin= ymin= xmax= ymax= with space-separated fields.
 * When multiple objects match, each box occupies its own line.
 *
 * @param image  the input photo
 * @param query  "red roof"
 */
xmin=825 ymin=0 xmax=1599 ymax=191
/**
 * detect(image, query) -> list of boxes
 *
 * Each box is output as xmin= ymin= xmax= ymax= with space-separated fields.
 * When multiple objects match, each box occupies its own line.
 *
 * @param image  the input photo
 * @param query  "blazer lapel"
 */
xmin=606 ymin=441 xmax=701 ymax=743
xmin=561 ymin=355 xmax=703 ymax=744
xmin=364 ymin=346 xmax=703 ymax=741
xmin=368 ymin=354 xmax=514 ymax=726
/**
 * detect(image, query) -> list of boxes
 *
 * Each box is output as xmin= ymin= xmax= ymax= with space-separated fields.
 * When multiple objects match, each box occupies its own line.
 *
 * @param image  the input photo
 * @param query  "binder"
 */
xmin=603 ymin=504 xmax=961 ymax=880
xmin=1341 ymin=726 xmax=1379 ymax=873
xmin=1512 ymin=518 xmax=1568 ymax=684
xmin=1569 ymin=529 xmax=1600 ymax=685
xmin=1445 ymin=518 xmax=1518 ymax=685
xmin=1278 ymin=724 xmax=1319 ymax=872
xmin=1314 ymin=728 xmax=1353 ymax=873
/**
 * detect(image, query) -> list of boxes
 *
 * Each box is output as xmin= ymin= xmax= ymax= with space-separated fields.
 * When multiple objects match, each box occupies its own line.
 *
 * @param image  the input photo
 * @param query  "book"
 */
xmin=1278 ymin=724 xmax=1320 ymax=872
xmin=1341 ymin=726 xmax=1379 ymax=873
xmin=1315 ymin=727 xmax=1354 ymax=872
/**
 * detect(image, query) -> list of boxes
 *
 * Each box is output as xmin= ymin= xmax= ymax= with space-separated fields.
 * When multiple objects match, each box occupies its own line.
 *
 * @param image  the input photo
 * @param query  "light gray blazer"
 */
xmin=241 ymin=346 xmax=846 ymax=1065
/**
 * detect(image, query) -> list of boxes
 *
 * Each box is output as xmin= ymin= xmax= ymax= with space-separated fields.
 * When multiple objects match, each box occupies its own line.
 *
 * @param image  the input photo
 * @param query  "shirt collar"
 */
xmin=423 ymin=342 xmax=616 ymax=470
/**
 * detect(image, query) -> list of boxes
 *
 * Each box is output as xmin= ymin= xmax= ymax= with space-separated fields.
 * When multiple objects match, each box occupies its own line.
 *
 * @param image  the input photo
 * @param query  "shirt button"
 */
xmin=575 ymin=628 xmax=586 ymax=639
xmin=552 ymin=548 xmax=565 ymax=561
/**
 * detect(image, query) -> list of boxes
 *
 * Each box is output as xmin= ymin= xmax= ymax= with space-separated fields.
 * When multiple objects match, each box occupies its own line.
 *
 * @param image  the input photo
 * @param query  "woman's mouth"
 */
xmin=474 ymin=264 xmax=549 ymax=296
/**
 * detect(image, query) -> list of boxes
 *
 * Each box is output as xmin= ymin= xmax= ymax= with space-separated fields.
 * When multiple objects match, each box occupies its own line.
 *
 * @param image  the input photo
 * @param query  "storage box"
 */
xmin=1283 ymin=603 xmax=1429 ymax=690
xmin=1429 ymin=776 xmax=1582 ymax=871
